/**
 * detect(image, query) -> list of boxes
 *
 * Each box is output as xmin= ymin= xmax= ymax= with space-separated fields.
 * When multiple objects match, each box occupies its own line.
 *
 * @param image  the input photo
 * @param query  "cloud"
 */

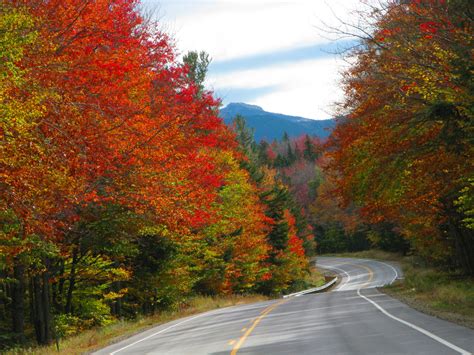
xmin=214 ymin=85 xmax=281 ymax=105
xmin=141 ymin=0 xmax=362 ymax=119
xmin=144 ymin=0 xmax=361 ymax=60
xmin=210 ymin=40 xmax=355 ymax=74
xmin=209 ymin=57 xmax=348 ymax=119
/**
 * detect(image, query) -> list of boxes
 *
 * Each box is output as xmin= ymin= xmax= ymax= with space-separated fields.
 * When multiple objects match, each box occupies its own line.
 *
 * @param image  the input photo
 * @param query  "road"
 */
xmin=95 ymin=257 xmax=474 ymax=355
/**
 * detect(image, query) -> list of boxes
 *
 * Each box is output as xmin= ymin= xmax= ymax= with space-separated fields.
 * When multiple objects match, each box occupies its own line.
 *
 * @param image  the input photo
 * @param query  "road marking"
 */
xmin=357 ymin=289 xmax=471 ymax=355
xmin=357 ymin=258 xmax=400 ymax=284
xmin=376 ymin=260 xmax=399 ymax=284
xmin=228 ymin=340 xmax=236 ymax=345
xmin=107 ymin=301 xmax=275 ymax=354
xmin=231 ymin=299 xmax=288 ymax=355
xmin=241 ymin=327 xmax=247 ymax=332
xmin=318 ymin=258 xmax=399 ymax=291
xmin=109 ymin=309 xmax=223 ymax=354
xmin=319 ymin=259 xmax=469 ymax=354
xmin=355 ymin=263 xmax=374 ymax=288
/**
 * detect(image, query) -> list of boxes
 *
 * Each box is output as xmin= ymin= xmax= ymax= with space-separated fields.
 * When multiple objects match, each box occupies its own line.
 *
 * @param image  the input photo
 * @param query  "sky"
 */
xmin=141 ymin=0 xmax=362 ymax=119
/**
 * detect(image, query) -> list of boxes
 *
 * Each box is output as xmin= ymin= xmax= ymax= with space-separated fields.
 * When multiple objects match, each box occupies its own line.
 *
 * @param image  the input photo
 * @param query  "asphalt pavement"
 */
xmin=95 ymin=257 xmax=474 ymax=355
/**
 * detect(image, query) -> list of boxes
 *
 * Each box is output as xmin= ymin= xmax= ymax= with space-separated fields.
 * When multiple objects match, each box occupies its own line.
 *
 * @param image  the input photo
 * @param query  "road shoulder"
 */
xmin=381 ymin=283 xmax=474 ymax=330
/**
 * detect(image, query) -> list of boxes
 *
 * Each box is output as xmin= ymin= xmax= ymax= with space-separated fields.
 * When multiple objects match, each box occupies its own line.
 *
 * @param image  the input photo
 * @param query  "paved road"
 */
xmin=95 ymin=257 xmax=474 ymax=355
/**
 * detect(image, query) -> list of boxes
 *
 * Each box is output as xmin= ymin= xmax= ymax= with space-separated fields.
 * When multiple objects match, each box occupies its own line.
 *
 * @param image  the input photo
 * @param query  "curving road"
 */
xmin=95 ymin=257 xmax=474 ymax=355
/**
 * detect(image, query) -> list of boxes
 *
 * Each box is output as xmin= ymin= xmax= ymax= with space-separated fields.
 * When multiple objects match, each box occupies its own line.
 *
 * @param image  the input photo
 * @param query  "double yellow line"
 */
xmin=230 ymin=299 xmax=288 ymax=354
xmin=356 ymin=263 xmax=374 ymax=288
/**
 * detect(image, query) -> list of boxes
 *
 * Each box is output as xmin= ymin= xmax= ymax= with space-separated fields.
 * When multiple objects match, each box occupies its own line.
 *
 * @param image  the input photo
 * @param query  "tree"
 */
xmin=230 ymin=117 xmax=312 ymax=293
xmin=183 ymin=50 xmax=211 ymax=95
xmin=1 ymin=0 xmax=236 ymax=345
xmin=327 ymin=0 xmax=473 ymax=272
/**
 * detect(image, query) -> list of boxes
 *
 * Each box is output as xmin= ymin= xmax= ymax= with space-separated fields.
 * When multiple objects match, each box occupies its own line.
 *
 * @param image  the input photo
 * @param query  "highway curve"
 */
xmin=95 ymin=257 xmax=474 ymax=355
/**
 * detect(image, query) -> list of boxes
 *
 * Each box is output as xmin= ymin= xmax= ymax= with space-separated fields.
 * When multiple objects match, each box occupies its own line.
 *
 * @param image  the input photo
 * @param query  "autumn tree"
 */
xmin=0 ymin=0 xmax=271 ymax=347
xmin=328 ymin=0 xmax=473 ymax=272
xmin=231 ymin=117 xmax=312 ymax=294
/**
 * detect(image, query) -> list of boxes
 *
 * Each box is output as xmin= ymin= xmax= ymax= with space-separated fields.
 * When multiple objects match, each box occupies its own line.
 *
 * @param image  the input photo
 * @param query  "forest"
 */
xmin=0 ymin=0 xmax=311 ymax=347
xmin=1 ymin=0 xmax=472 ymax=350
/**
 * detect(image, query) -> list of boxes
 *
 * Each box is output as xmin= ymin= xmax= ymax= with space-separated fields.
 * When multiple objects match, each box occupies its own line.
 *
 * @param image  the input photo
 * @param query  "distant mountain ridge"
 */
xmin=219 ymin=103 xmax=335 ymax=142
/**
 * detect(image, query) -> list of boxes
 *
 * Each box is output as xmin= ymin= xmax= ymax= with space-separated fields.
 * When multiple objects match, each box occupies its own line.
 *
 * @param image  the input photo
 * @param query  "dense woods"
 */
xmin=327 ymin=0 xmax=473 ymax=272
xmin=253 ymin=131 xmax=408 ymax=255
xmin=0 ymin=0 xmax=310 ymax=348
xmin=255 ymin=0 xmax=473 ymax=276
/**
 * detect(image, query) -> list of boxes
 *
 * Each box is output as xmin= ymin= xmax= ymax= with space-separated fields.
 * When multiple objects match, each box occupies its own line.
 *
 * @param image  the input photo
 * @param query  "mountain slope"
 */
xmin=219 ymin=103 xmax=335 ymax=142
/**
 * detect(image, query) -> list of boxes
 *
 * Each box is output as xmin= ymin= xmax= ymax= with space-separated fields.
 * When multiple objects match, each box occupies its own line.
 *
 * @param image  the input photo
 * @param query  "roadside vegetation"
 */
xmin=5 ymin=266 xmax=325 ymax=354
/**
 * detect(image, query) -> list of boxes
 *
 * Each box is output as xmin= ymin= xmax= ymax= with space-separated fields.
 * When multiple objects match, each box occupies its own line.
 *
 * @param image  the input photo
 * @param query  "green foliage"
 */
xmin=122 ymin=231 xmax=189 ymax=315
xmin=0 ymin=5 xmax=37 ymax=82
xmin=455 ymin=178 xmax=474 ymax=229
xmin=54 ymin=314 xmax=85 ymax=339
xmin=183 ymin=50 xmax=211 ymax=94
xmin=230 ymin=116 xmax=311 ymax=294
xmin=303 ymin=135 xmax=319 ymax=161
xmin=366 ymin=225 xmax=410 ymax=253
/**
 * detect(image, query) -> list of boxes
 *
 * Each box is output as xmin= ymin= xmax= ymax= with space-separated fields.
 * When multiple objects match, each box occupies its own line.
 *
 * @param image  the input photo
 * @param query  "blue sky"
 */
xmin=141 ymin=0 xmax=361 ymax=119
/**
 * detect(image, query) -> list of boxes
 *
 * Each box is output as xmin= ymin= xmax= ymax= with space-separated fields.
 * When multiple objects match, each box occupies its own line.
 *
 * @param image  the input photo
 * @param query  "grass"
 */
xmin=325 ymin=250 xmax=474 ymax=329
xmin=304 ymin=265 xmax=327 ymax=287
xmin=6 ymin=294 xmax=269 ymax=355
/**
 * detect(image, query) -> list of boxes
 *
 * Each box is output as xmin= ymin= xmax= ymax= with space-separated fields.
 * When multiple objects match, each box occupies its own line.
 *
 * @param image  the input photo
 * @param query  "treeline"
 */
xmin=326 ymin=0 xmax=473 ymax=273
xmin=249 ymin=131 xmax=407 ymax=255
xmin=0 ymin=0 xmax=309 ymax=348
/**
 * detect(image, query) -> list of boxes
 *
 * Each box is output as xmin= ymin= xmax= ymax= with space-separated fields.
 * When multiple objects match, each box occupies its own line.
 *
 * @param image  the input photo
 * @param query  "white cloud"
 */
xmin=141 ymin=0 xmax=362 ymax=119
xmin=146 ymin=0 xmax=361 ymax=60
xmin=208 ymin=57 xmax=349 ymax=119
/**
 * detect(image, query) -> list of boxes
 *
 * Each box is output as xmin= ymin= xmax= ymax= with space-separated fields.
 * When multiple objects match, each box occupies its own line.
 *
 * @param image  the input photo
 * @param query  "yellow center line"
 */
xmin=230 ymin=299 xmax=288 ymax=355
xmin=230 ymin=263 xmax=373 ymax=354
xmin=353 ymin=263 xmax=374 ymax=288
xmin=330 ymin=261 xmax=374 ymax=288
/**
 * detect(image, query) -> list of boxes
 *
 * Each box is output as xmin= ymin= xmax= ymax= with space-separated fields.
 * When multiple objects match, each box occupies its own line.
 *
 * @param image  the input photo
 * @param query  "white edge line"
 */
xmin=374 ymin=260 xmax=399 ymax=284
xmin=357 ymin=258 xmax=399 ymax=285
xmin=109 ymin=309 xmax=221 ymax=354
xmin=357 ymin=289 xmax=471 ymax=355
xmin=108 ymin=299 xmax=279 ymax=354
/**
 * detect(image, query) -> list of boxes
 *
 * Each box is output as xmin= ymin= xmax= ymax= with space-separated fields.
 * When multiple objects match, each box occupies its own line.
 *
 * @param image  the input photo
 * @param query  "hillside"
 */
xmin=219 ymin=103 xmax=335 ymax=142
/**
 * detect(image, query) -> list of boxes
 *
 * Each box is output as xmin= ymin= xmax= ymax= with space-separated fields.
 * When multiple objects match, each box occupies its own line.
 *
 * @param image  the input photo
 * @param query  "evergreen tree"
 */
xmin=303 ymin=135 xmax=318 ymax=161
xmin=182 ymin=50 xmax=211 ymax=95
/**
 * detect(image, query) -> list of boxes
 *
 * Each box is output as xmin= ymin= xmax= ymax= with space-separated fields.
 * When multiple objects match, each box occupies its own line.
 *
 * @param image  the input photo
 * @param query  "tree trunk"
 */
xmin=65 ymin=249 xmax=78 ymax=314
xmin=111 ymin=281 xmax=122 ymax=317
xmin=32 ymin=266 xmax=53 ymax=345
xmin=57 ymin=260 xmax=65 ymax=312
xmin=42 ymin=268 xmax=52 ymax=344
xmin=11 ymin=258 xmax=26 ymax=343
xmin=447 ymin=205 xmax=474 ymax=275
xmin=33 ymin=275 xmax=45 ymax=344
xmin=455 ymin=224 xmax=474 ymax=275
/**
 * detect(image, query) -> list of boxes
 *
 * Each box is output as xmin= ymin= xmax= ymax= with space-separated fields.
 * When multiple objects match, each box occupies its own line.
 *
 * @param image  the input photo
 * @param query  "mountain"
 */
xmin=219 ymin=103 xmax=335 ymax=142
